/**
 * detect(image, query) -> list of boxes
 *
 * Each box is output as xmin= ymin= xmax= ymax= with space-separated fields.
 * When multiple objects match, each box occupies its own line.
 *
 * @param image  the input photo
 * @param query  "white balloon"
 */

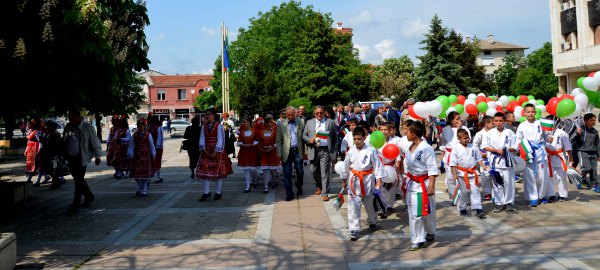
xmin=383 ymin=165 xmax=397 ymax=183
xmin=464 ymin=99 xmax=476 ymax=106
xmin=536 ymin=105 xmax=547 ymax=113
xmin=468 ymin=93 xmax=477 ymax=100
xmin=486 ymin=108 xmax=497 ymax=117
xmin=513 ymin=156 xmax=526 ymax=172
xmin=572 ymin=88 xmax=584 ymax=96
xmin=574 ymin=93 xmax=589 ymax=107
xmin=514 ymin=106 xmax=523 ymax=114
xmin=487 ymin=101 xmax=497 ymax=109
xmin=429 ymin=100 xmax=443 ymax=117
xmin=478 ymin=93 xmax=486 ymax=97
xmin=594 ymin=71 xmax=600 ymax=81
xmin=334 ymin=161 xmax=345 ymax=176
xmin=514 ymin=106 xmax=523 ymax=119
xmin=583 ymin=77 xmax=599 ymax=91
xmin=498 ymin=96 xmax=509 ymax=107
xmin=446 ymin=107 xmax=457 ymax=114
xmin=528 ymin=97 xmax=537 ymax=103
xmin=413 ymin=102 xmax=429 ymax=118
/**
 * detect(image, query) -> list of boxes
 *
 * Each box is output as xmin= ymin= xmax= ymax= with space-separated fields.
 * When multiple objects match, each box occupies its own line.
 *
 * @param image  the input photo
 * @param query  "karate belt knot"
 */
xmin=407 ymin=173 xmax=430 ymax=216
xmin=456 ymin=165 xmax=478 ymax=190
xmin=350 ymin=168 xmax=373 ymax=197
xmin=545 ymin=147 xmax=567 ymax=178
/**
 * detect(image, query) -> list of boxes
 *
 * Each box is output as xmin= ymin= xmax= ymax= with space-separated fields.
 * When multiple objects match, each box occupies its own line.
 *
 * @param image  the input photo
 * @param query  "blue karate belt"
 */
xmin=529 ymin=141 xmax=547 ymax=178
xmin=490 ymin=147 xmax=512 ymax=187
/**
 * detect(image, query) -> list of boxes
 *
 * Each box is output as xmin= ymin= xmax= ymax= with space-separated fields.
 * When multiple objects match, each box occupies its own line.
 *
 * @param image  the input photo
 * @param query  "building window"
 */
xmin=178 ymin=89 xmax=187 ymax=100
xmin=157 ymin=90 xmax=166 ymax=101
xmin=482 ymin=58 xmax=494 ymax=66
xmin=483 ymin=51 xmax=491 ymax=56
xmin=485 ymin=74 xmax=495 ymax=81
xmin=506 ymin=50 xmax=513 ymax=55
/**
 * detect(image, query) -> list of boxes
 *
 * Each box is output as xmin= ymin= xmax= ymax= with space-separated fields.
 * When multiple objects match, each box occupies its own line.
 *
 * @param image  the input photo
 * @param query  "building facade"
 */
xmin=148 ymin=75 xmax=213 ymax=121
xmin=550 ymin=0 xmax=600 ymax=94
xmin=476 ymin=35 xmax=528 ymax=81
xmin=138 ymin=70 xmax=166 ymax=119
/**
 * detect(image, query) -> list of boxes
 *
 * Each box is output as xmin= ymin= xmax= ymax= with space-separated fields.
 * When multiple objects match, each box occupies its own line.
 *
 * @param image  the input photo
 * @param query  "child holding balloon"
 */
xmin=377 ymin=122 xmax=402 ymax=215
xmin=340 ymin=128 xmax=385 ymax=241
xmin=450 ymin=129 xmax=488 ymax=218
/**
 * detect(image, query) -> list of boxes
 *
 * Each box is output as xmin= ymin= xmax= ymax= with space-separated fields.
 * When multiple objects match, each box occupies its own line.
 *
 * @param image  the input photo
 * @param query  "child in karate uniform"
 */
xmin=472 ymin=116 xmax=494 ymax=201
xmin=377 ymin=122 xmax=402 ymax=215
xmin=545 ymin=115 xmax=573 ymax=202
xmin=340 ymin=128 xmax=385 ymax=241
xmin=439 ymin=111 xmax=471 ymax=205
xmin=483 ymin=112 xmax=517 ymax=212
xmin=450 ymin=129 xmax=488 ymax=218
xmin=404 ymin=121 xmax=437 ymax=251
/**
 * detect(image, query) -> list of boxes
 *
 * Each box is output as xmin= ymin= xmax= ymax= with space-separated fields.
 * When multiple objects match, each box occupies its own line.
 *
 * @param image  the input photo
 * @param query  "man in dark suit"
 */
xmin=384 ymin=102 xmax=400 ymax=135
xmin=276 ymin=107 xmax=305 ymax=201
xmin=359 ymin=103 xmax=376 ymax=130
xmin=302 ymin=105 xmax=337 ymax=201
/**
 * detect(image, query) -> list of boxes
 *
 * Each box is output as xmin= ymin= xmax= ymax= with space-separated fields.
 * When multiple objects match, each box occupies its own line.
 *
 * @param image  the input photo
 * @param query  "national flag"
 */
xmin=519 ymin=139 xmax=533 ymax=161
xmin=222 ymin=30 xmax=230 ymax=72
xmin=332 ymin=188 xmax=345 ymax=211
xmin=316 ymin=131 xmax=329 ymax=139
xmin=540 ymin=119 xmax=553 ymax=132
xmin=341 ymin=127 xmax=350 ymax=136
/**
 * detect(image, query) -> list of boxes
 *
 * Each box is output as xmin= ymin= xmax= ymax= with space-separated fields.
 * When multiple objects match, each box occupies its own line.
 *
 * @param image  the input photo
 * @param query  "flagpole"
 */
xmin=221 ymin=22 xmax=226 ymax=113
xmin=225 ymin=25 xmax=230 ymax=113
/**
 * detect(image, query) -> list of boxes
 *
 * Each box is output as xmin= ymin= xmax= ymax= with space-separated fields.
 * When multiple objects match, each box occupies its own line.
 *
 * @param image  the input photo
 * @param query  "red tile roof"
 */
xmin=150 ymin=74 xmax=213 ymax=87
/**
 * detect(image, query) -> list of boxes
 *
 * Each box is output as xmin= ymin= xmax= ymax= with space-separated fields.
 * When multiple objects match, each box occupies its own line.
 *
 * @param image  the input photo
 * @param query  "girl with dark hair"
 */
xmin=439 ymin=111 xmax=471 ymax=205
xmin=237 ymin=116 xmax=259 ymax=193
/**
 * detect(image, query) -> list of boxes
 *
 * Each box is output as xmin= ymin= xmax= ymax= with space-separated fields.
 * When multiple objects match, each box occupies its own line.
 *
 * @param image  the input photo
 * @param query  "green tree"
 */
xmin=413 ymin=15 xmax=462 ymax=101
xmin=0 ymin=0 xmax=150 ymax=138
xmin=511 ymin=42 xmax=557 ymax=101
xmin=216 ymin=1 xmax=370 ymax=114
xmin=494 ymin=52 xmax=525 ymax=95
xmin=371 ymin=56 xmax=414 ymax=104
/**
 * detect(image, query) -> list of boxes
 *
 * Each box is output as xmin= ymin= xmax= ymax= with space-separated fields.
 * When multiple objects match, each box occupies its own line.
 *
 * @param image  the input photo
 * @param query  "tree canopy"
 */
xmin=370 ymin=56 xmax=414 ymax=105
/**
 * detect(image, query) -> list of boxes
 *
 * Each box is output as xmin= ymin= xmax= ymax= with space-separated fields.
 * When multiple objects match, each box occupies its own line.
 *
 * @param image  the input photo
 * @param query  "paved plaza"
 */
xmin=2 ymin=135 xmax=600 ymax=269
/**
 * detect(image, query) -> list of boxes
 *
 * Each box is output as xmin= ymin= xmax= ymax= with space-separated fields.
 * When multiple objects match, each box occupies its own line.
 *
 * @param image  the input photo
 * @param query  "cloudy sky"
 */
xmin=145 ymin=0 xmax=550 ymax=75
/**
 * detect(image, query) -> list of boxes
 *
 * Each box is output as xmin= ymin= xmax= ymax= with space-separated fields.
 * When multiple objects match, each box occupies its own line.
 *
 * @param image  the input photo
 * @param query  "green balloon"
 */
xmin=519 ymin=116 xmax=526 ymax=123
xmin=536 ymin=99 xmax=545 ymax=105
xmin=439 ymin=110 xmax=447 ymax=119
xmin=536 ymin=108 xmax=542 ymax=115
xmin=594 ymin=98 xmax=600 ymax=109
xmin=436 ymin=95 xmax=450 ymax=109
xmin=527 ymin=95 xmax=535 ymax=101
xmin=535 ymin=112 xmax=541 ymax=120
xmin=454 ymin=104 xmax=465 ymax=114
xmin=508 ymin=96 xmax=516 ymax=102
xmin=522 ymin=101 xmax=529 ymax=107
xmin=585 ymin=89 xmax=599 ymax=104
xmin=370 ymin=131 xmax=386 ymax=149
xmin=578 ymin=77 xmax=587 ymax=90
xmin=449 ymin=94 xmax=458 ymax=103
xmin=556 ymin=99 xmax=576 ymax=118
xmin=477 ymin=102 xmax=488 ymax=113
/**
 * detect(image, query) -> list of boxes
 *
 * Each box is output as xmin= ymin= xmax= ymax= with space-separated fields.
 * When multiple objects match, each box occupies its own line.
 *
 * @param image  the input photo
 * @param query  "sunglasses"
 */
xmin=315 ymin=112 xmax=324 ymax=115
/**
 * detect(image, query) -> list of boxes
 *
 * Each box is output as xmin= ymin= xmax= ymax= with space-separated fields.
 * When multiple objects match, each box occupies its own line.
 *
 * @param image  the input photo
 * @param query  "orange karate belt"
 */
xmin=545 ymin=147 xmax=567 ymax=178
xmin=406 ymin=173 xmax=430 ymax=216
xmin=350 ymin=168 xmax=373 ymax=197
xmin=456 ymin=165 xmax=478 ymax=190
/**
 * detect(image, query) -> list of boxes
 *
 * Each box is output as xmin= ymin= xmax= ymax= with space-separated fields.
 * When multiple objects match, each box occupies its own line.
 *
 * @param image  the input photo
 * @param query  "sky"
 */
xmin=145 ymin=0 xmax=550 ymax=75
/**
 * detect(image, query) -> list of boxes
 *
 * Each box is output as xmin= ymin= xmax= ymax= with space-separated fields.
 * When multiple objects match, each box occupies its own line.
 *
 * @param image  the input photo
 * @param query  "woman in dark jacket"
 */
xmin=224 ymin=122 xmax=237 ymax=158
xmin=183 ymin=116 xmax=201 ymax=178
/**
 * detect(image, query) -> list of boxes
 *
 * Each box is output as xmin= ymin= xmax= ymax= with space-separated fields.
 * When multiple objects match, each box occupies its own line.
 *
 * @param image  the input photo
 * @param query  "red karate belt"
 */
xmin=545 ymin=147 xmax=567 ymax=178
xmin=406 ymin=173 xmax=430 ymax=216
xmin=445 ymin=148 xmax=452 ymax=163
xmin=350 ymin=168 xmax=373 ymax=197
xmin=456 ymin=165 xmax=478 ymax=190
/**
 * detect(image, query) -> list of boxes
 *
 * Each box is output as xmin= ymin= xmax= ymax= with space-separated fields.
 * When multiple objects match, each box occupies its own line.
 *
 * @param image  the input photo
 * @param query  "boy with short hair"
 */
xmin=340 ymin=128 xmax=385 ymax=241
xmin=378 ymin=122 xmax=402 ymax=214
xmin=450 ymin=129 xmax=488 ymax=218
xmin=473 ymin=116 xmax=494 ymax=201
xmin=404 ymin=121 xmax=437 ymax=251
xmin=573 ymin=113 xmax=600 ymax=193
xmin=545 ymin=115 xmax=573 ymax=201
xmin=483 ymin=112 xmax=517 ymax=212
xmin=340 ymin=119 xmax=358 ymax=155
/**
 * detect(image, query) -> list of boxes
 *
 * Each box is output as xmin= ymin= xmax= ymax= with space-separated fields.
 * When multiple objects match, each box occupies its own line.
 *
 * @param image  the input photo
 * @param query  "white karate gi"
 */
xmin=449 ymin=143 xmax=483 ymax=211
xmin=516 ymin=121 xmax=549 ymax=201
xmin=340 ymin=143 xmax=385 ymax=232
xmin=440 ymin=125 xmax=471 ymax=202
xmin=405 ymin=141 xmax=438 ymax=244
xmin=473 ymin=129 xmax=491 ymax=195
xmin=546 ymin=128 xmax=572 ymax=198
xmin=378 ymin=136 xmax=402 ymax=208
xmin=483 ymin=128 xmax=517 ymax=206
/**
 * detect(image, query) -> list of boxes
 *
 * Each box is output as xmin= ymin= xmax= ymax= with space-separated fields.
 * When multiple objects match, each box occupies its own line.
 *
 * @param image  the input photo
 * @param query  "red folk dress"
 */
xmin=129 ymin=132 xmax=154 ymax=180
xmin=24 ymin=130 xmax=40 ymax=175
xmin=111 ymin=128 xmax=130 ymax=171
xmin=149 ymin=125 xmax=163 ymax=173
xmin=195 ymin=121 xmax=233 ymax=180
xmin=258 ymin=126 xmax=280 ymax=170
xmin=106 ymin=126 xmax=116 ymax=166
xmin=237 ymin=127 xmax=259 ymax=169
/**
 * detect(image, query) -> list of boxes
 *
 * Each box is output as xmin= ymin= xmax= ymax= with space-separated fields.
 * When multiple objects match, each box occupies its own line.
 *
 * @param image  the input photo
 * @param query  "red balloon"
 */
xmin=547 ymin=97 xmax=560 ymax=116
xmin=486 ymin=97 xmax=492 ymax=102
xmin=465 ymin=104 xmax=478 ymax=115
xmin=589 ymin=72 xmax=596 ymax=77
xmin=476 ymin=96 xmax=486 ymax=104
xmin=506 ymin=103 xmax=514 ymax=112
xmin=408 ymin=105 xmax=423 ymax=120
xmin=518 ymin=95 xmax=528 ymax=104
xmin=457 ymin=95 xmax=466 ymax=105
xmin=496 ymin=105 xmax=503 ymax=112
xmin=382 ymin=144 xmax=400 ymax=160
xmin=451 ymin=102 xmax=457 ymax=106
xmin=562 ymin=94 xmax=574 ymax=100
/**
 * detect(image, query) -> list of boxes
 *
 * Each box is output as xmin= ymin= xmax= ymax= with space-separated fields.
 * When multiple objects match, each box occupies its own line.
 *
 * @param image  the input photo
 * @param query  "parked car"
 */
xmin=169 ymin=120 xmax=191 ymax=133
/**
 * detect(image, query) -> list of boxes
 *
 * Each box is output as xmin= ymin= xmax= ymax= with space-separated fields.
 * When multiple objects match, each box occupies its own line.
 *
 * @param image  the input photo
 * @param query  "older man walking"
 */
xmin=303 ymin=105 xmax=337 ymax=201
xmin=276 ymin=107 xmax=305 ymax=201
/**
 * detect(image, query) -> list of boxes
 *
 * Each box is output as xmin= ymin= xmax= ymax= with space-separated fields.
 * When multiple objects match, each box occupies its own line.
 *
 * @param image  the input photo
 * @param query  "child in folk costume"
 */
xmin=148 ymin=115 xmax=165 ymax=183
xmin=439 ymin=111 xmax=471 ymax=205
xmin=111 ymin=117 xmax=132 ymax=179
xmin=377 ymin=122 xmax=402 ymax=215
xmin=483 ymin=112 xmax=518 ymax=212
xmin=127 ymin=119 xmax=156 ymax=197
xmin=196 ymin=108 xmax=234 ymax=201
xmin=237 ymin=116 xmax=259 ymax=193
xmin=572 ymin=113 xmax=600 ymax=193
xmin=450 ymin=129 xmax=488 ymax=218
xmin=516 ymin=104 xmax=552 ymax=206
xmin=106 ymin=116 xmax=119 ymax=168
xmin=472 ymin=116 xmax=494 ymax=201
xmin=404 ymin=121 xmax=437 ymax=251
xmin=544 ymin=115 xmax=573 ymax=201
xmin=258 ymin=114 xmax=280 ymax=194
xmin=340 ymin=128 xmax=385 ymax=241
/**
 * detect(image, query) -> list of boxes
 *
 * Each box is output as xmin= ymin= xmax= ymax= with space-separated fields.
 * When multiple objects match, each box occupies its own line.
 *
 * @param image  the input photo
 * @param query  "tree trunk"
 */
xmin=3 ymin=114 xmax=14 ymax=140
xmin=95 ymin=114 xmax=103 ymax=142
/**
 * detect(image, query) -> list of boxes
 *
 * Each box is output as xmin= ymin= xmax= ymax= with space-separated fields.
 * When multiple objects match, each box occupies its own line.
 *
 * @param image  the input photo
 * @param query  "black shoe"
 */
xmin=155 ymin=178 xmax=164 ymax=184
xmin=213 ymin=193 xmax=222 ymax=200
xmin=190 ymin=173 xmax=195 ymax=179
xmin=476 ymin=209 xmax=486 ymax=219
xmin=285 ymin=195 xmax=294 ymax=201
xmin=350 ymin=230 xmax=360 ymax=241
xmin=141 ymin=192 xmax=148 ymax=197
xmin=33 ymin=183 xmax=40 ymax=187
xmin=41 ymin=177 xmax=50 ymax=184
xmin=81 ymin=195 xmax=95 ymax=207
xmin=548 ymin=196 xmax=557 ymax=203
xmin=263 ymin=188 xmax=269 ymax=194
xmin=297 ymin=189 xmax=304 ymax=196
xmin=244 ymin=187 xmax=251 ymax=193
xmin=558 ymin=197 xmax=568 ymax=202
xmin=66 ymin=206 xmax=79 ymax=216
xmin=136 ymin=191 xmax=141 ymax=196
xmin=199 ymin=193 xmax=211 ymax=202
xmin=505 ymin=204 xmax=516 ymax=212
xmin=409 ymin=242 xmax=424 ymax=251
xmin=459 ymin=209 xmax=469 ymax=216
xmin=425 ymin=233 xmax=435 ymax=242
xmin=493 ymin=204 xmax=504 ymax=212
xmin=369 ymin=224 xmax=378 ymax=231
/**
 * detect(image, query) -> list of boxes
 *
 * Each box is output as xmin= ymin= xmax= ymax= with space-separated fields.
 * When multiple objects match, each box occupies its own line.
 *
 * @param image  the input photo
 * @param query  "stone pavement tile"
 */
xmin=171 ymin=191 xmax=265 ymax=208
xmin=343 ymin=247 xmax=427 ymax=263
xmin=511 ymin=229 xmax=600 ymax=244
xmin=18 ymin=243 xmax=106 ymax=256
xmin=306 ymin=250 xmax=346 ymax=265
xmin=457 ymin=243 xmax=542 ymax=258
xmin=16 ymin=255 xmax=90 ymax=269
xmin=100 ymin=243 xmax=267 ymax=256
xmin=84 ymin=254 xmax=265 ymax=269
xmin=91 ymin=192 xmax=166 ymax=208
xmin=267 ymin=251 xmax=305 ymax=266
xmin=309 ymin=263 xmax=350 ymax=270
xmin=580 ymin=258 xmax=600 ymax=269
xmin=525 ymin=239 xmax=600 ymax=255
